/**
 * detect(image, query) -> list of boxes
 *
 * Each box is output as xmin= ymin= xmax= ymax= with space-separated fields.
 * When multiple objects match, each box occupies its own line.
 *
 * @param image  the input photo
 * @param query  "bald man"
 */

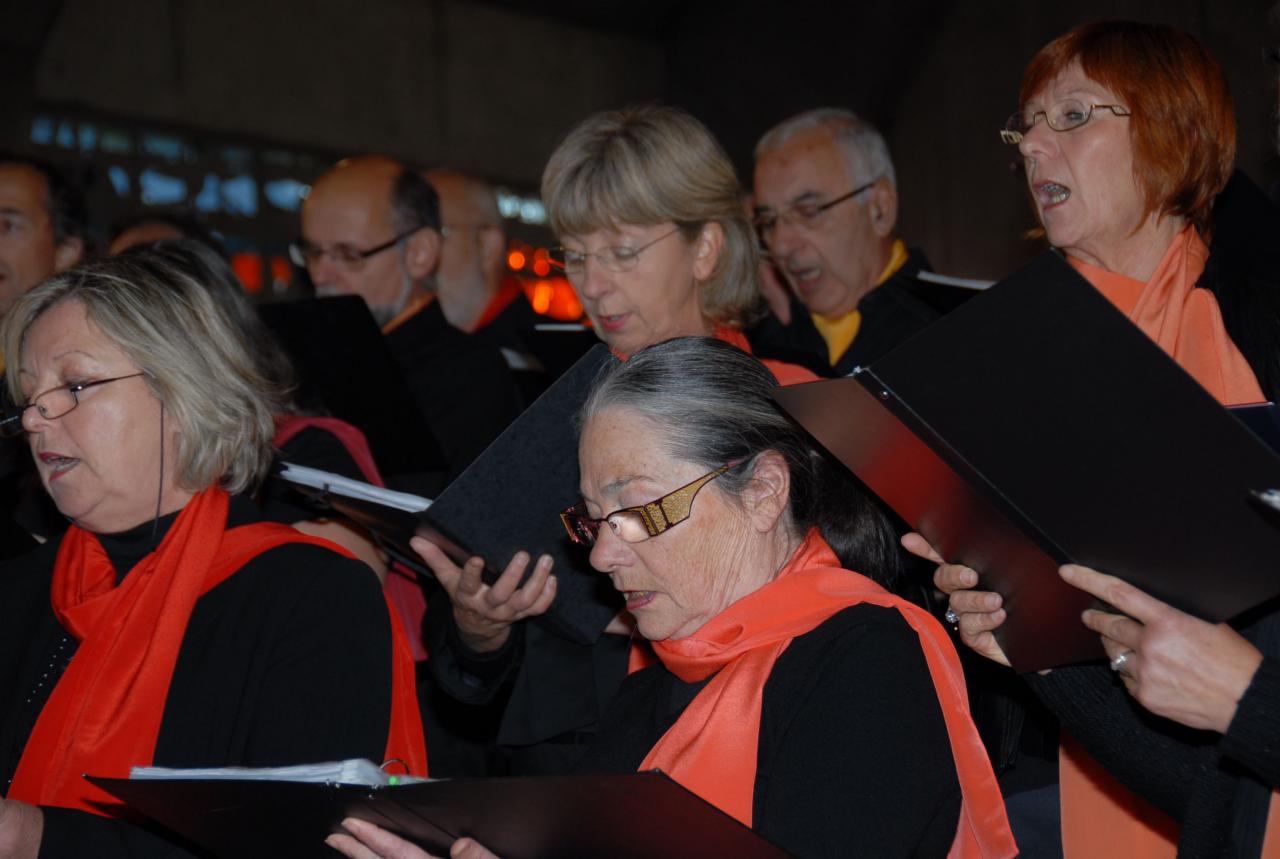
xmin=298 ymin=155 xmax=522 ymax=480
xmin=424 ymin=169 xmax=545 ymax=350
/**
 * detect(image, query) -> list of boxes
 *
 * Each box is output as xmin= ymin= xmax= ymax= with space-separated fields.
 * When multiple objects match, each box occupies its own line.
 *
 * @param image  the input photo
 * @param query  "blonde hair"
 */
xmin=541 ymin=104 xmax=759 ymax=328
xmin=3 ymin=252 xmax=282 ymax=494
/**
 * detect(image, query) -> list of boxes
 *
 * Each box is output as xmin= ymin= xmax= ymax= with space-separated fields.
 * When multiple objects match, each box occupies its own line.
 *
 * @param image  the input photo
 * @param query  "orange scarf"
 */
xmin=1063 ymin=225 xmax=1272 ymax=857
xmin=1069 ymin=225 xmax=1264 ymax=406
xmin=639 ymin=530 xmax=1017 ymax=857
xmin=8 ymin=487 xmax=426 ymax=816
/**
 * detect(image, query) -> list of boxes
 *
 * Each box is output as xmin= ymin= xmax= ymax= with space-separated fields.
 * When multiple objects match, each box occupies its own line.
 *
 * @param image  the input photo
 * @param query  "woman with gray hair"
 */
xmin=416 ymin=104 xmax=817 ymax=777
xmin=0 ymin=253 xmax=425 ymax=857
xmin=330 ymin=337 xmax=1015 ymax=859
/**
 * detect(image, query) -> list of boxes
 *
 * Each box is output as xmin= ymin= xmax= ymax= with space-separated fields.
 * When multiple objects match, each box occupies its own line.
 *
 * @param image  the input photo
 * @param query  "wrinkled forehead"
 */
xmin=302 ymin=172 xmax=395 ymax=239
xmin=753 ymin=127 xmax=855 ymax=205
xmin=578 ymin=408 xmax=677 ymax=496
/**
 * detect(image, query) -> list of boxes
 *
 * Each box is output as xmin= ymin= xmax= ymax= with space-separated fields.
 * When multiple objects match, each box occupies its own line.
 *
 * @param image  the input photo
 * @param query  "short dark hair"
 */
xmin=0 ymin=152 xmax=88 ymax=246
xmin=109 ymin=211 xmax=228 ymax=258
xmin=391 ymin=168 xmax=441 ymax=234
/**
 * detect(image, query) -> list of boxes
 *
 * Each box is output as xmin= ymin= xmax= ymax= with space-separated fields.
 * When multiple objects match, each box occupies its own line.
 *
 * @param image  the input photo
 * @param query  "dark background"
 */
xmin=2 ymin=0 xmax=1276 ymax=283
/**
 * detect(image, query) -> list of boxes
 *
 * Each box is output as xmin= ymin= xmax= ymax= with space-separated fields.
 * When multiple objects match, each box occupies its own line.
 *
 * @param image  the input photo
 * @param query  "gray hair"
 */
xmin=541 ymin=104 xmax=760 ymax=328
xmin=755 ymin=107 xmax=897 ymax=190
xmin=2 ymin=252 xmax=281 ymax=494
xmin=579 ymin=336 xmax=902 ymax=587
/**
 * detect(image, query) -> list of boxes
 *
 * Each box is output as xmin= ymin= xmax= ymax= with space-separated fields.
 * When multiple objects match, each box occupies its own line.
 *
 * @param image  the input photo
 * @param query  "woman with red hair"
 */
xmin=920 ymin=19 xmax=1280 ymax=859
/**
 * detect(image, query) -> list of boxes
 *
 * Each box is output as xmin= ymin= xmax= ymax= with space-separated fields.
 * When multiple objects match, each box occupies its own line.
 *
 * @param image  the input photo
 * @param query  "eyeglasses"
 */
xmin=560 ymin=461 xmax=740 ymax=546
xmin=551 ymin=228 xmax=682 ymax=276
xmin=0 ymin=372 xmax=148 ymax=438
xmin=440 ymin=224 xmax=499 ymax=238
xmin=289 ymin=224 xmax=428 ymax=269
xmin=1000 ymin=100 xmax=1131 ymax=144
xmin=752 ymin=181 xmax=876 ymax=236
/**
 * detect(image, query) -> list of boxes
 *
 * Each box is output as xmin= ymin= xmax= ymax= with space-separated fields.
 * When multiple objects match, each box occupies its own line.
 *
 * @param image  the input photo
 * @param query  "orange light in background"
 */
xmin=231 ymin=252 xmax=264 ymax=293
xmin=269 ymin=255 xmax=291 ymax=287
xmin=533 ymin=247 xmax=549 ymax=261
xmin=532 ymin=258 xmax=551 ymax=277
xmin=507 ymin=250 xmax=526 ymax=270
xmin=530 ymin=279 xmax=554 ymax=314
xmin=520 ymin=275 xmax=583 ymax=322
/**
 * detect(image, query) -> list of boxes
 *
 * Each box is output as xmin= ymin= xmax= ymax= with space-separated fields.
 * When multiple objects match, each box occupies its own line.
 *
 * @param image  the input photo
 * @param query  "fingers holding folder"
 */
xmin=410 ymin=537 xmax=556 ymax=653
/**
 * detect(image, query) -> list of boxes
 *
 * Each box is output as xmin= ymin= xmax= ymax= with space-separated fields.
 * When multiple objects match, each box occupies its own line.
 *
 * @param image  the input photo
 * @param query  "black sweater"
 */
xmin=0 ymin=496 xmax=394 ymax=858
xmin=577 ymin=605 xmax=964 ymax=859
xmin=1026 ymin=606 xmax=1280 ymax=859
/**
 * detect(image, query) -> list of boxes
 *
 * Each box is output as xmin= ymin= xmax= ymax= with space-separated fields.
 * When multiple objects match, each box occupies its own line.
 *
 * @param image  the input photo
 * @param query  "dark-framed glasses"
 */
xmin=753 ymin=180 xmax=876 ymax=236
xmin=560 ymin=460 xmax=741 ymax=546
xmin=550 ymin=227 xmax=681 ymax=276
xmin=288 ymin=224 xmax=428 ymax=269
xmin=0 ymin=372 xmax=148 ymax=438
xmin=1000 ymin=100 xmax=1131 ymax=144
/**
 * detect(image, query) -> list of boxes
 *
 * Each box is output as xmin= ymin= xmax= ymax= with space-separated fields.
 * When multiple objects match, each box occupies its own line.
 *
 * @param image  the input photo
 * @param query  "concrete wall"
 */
xmin=31 ymin=0 xmax=664 ymax=185
xmin=13 ymin=0 xmax=1279 ymax=277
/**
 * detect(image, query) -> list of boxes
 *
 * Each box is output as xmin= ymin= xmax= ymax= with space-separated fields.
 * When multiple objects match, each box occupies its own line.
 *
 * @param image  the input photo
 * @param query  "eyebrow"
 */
xmin=786 ymin=191 xmax=823 ymax=207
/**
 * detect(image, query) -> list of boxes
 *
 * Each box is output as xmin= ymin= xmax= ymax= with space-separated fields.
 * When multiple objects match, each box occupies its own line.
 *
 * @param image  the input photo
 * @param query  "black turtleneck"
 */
xmin=0 ymin=495 xmax=395 ymax=858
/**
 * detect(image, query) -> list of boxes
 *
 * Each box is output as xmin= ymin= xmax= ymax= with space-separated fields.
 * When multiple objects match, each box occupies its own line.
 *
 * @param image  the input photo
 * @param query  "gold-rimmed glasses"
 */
xmin=560 ymin=460 xmax=740 ymax=546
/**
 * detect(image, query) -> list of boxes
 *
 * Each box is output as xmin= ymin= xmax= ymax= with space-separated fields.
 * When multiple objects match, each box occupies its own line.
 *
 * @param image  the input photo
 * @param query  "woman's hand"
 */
xmin=902 ymin=532 xmax=1011 ymax=667
xmin=326 ymin=818 xmax=499 ymax=859
xmin=411 ymin=537 xmax=556 ymax=653
xmin=1060 ymin=564 xmax=1264 ymax=733
xmin=0 ymin=799 xmax=43 ymax=859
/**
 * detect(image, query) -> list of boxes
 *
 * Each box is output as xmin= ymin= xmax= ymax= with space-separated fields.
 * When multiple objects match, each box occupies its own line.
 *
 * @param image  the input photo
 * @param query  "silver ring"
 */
xmin=1109 ymin=650 xmax=1134 ymax=673
xmin=944 ymin=608 xmax=960 ymax=625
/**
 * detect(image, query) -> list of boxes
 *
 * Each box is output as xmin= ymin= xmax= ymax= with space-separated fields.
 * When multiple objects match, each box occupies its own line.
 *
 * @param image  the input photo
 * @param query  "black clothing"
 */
xmin=576 ymin=605 xmax=963 ymax=859
xmin=473 ymin=292 xmax=554 ymax=409
xmin=749 ymin=248 xmax=958 ymax=377
xmin=1026 ymin=606 xmax=1280 ymax=859
xmin=1200 ymin=171 xmax=1280 ymax=404
xmin=382 ymin=300 xmax=523 ymax=480
xmin=472 ymin=289 xmax=544 ymax=357
xmin=0 ymin=496 xmax=393 ymax=858
xmin=258 ymin=425 xmax=368 ymax=524
xmin=429 ymin=609 xmax=630 ymax=776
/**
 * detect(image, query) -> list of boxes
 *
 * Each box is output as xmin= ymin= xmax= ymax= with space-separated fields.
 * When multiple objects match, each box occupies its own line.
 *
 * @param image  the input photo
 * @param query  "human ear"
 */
xmin=740 ymin=450 xmax=791 ymax=534
xmin=404 ymin=228 xmax=441 ymax=282
xmin=691 ymin=222 xmax=724 ymax=282
xmin=53 ymin=236 xmax=85 ymax=273
xmin=868 ymin=180 xmax=898 ymax=238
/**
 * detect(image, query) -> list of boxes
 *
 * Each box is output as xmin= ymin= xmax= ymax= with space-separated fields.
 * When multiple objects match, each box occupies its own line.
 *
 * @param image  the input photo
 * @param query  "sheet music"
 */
xmin=278 ymin=462 xmax=432 ymax=512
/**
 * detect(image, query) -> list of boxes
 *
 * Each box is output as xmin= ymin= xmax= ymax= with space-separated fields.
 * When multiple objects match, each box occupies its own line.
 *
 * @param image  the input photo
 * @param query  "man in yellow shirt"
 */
xmin=751 ymin=109 xmax=969 ymax=376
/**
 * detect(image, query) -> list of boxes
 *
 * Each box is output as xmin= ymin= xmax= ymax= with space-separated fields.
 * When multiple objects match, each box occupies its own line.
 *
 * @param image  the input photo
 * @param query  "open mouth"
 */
xmin=39 ymin=453 xmax=79 ymax=481
xmin=622 ymin=590 xmax=656 ymax=609
xmin=1036 ymin=181 xmax=1071 ymax=208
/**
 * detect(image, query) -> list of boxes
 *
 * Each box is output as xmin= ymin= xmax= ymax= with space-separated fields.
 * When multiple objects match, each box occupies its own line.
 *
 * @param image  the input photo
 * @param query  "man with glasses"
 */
xmin=298 ymin=155 xmax=521 ymax=478
xmin=0 ymin=154 xmax=87 ymax=555
xmin=751 ymin=108 xmax=967 ymax=376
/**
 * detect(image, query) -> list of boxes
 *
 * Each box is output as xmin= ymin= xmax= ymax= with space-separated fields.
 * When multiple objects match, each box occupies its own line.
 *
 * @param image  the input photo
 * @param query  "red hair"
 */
xmin=1019 ymin=20 xmax=1235 ymax=232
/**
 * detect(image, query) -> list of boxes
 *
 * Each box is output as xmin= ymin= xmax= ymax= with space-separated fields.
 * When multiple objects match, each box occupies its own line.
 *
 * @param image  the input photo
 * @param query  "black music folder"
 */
xmin=257 ymin=295 xmax=446 ymax=480
xmin=773 ymin=250 xmax=1280 ymax=672
xmin=291 ymin=343 xmax=620 ymax=645
xmin=88 ymin=771 xmax=790 ymax=859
